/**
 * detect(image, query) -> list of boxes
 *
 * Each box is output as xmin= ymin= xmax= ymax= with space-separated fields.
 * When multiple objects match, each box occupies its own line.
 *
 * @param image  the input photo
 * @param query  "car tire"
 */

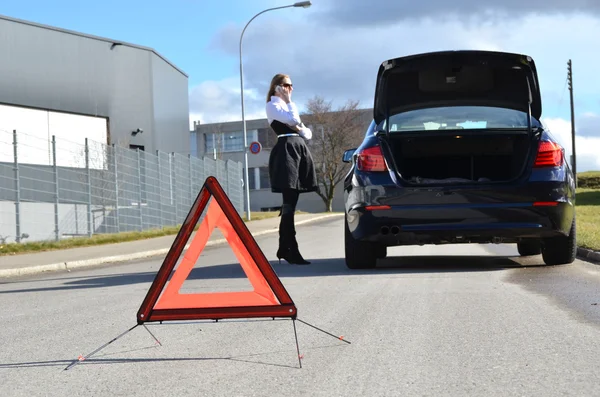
xmin=344 ymin=216 xmax=378 ymax=269
xmin=541 ymin=216 xmax=577 ymax=266
xmin=517 ymin=241 xmax=542 ymax=256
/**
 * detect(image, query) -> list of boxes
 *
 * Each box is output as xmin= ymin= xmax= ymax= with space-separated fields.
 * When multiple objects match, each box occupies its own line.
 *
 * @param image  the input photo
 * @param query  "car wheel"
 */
xmin=541 ymin=216 xmax=577 ymax=266
xmin=517 ymin=241 xmax=542 ymax=256
xmin=344 ymin=216 xmax=378 ymax=269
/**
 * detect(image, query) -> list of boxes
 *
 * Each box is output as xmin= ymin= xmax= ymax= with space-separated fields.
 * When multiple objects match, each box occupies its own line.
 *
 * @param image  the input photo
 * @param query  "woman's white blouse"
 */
xmin=266 ymin=96 xmax=313 ymax=140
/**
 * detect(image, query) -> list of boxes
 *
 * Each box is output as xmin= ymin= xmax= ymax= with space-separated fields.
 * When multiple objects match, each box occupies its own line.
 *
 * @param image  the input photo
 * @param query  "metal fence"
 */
xmin=0 ymin=129 xmax=244 ymax=244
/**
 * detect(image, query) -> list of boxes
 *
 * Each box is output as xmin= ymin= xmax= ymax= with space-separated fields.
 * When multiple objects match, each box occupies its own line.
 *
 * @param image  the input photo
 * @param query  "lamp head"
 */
xmin=293 ymin=1 xmax=311 ymax=8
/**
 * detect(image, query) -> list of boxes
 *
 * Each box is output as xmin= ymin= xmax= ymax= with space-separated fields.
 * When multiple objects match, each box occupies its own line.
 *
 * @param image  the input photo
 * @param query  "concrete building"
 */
xmin=0 ymin=13 xmax=190 ymax=155
xmin=191 ymin=108 xmax=373 ymax=213
xmin=0 ymin=14 xmax=202 ymax=244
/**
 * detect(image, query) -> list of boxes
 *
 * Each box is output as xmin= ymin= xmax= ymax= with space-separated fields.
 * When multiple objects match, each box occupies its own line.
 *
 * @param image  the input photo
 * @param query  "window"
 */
xmin=223 ymin=131 xmax=244 ymax=152
xmin=307 ymin=124 xmax=325 ymax=138
xmin=258 ymin=127 xmax=277 ymax=149
xmin=386 ymin=106 xmax=542 ymax=132
xmin=244 ymin=167 xmax=271 ymax=190
xmin=259 ymin=167 xmax=270 ymax=190
xmin=205 ymin=131 xmax=255 ymax=153
xmin=205 ymin=133 xmax=221 ymax=152
xmin=317 ymin=125 xmax=325 ymax=139
xmin=247 ymin=168 xmax=256 ymax=190
xmin=305 ymin=124 xmax=325 ymax=147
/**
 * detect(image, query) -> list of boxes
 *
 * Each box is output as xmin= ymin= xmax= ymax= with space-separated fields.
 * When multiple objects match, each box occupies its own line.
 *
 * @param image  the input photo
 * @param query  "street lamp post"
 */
xmin=239 ymin=1 xmax=312 ymax=221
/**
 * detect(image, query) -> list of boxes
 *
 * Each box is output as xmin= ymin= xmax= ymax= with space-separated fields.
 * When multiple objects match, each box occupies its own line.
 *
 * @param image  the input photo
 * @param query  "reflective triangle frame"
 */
xmin=65 ymin=177 xmax=351 ymax=372
xmin=136 ymin=176 xmax=297 ymax=324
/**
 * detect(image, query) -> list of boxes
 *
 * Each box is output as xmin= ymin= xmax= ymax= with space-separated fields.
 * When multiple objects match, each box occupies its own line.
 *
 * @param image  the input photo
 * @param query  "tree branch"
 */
xmin=303 ymin=95 xmax=366 ymax=211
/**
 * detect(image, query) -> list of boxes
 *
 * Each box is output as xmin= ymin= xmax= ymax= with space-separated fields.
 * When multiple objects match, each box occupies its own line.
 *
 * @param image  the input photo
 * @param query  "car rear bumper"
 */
xmin=346 ymin=201 xmax=574 ymax=245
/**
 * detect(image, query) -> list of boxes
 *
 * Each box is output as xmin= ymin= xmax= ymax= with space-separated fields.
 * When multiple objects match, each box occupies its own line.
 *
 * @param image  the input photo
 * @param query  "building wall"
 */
xmin=0 ymin=15 xmax=189 ymax=155
xmin=190 ymin=132 xmax=198 ymax=157
xmin=150 ymin=53 xmax=191 ymax=155
xmin=106 ymin=46 xmax=155 ymax=150
xmin=0 ymin=202 xmax=99 ymax=242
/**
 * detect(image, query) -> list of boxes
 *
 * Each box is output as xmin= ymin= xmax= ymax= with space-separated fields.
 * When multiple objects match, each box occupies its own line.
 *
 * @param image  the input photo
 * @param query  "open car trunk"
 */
xmin=384 ymin=131 xmax=536 ymax=185
xmin=373 ymin=50 xmax=543 ymax=125
xmin=371 ymin=50 xmax=545 ymax=186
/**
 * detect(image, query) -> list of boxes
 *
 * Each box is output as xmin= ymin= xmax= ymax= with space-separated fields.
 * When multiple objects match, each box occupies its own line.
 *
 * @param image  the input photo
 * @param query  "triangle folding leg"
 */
xmin=136 ymin=176 xmax=297 ymax=324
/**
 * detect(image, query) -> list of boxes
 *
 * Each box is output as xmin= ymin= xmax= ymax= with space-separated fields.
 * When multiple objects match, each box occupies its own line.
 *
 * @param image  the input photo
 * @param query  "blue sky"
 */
xmin=2 ymin=0 xmax=599 ymax=170
xmin=0 ymin=0 xmax=265 ymax=85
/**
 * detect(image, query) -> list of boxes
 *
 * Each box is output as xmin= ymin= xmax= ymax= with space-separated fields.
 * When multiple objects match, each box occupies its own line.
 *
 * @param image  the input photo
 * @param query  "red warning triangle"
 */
xmin=136 ymin=176 xmax=297 ymax=324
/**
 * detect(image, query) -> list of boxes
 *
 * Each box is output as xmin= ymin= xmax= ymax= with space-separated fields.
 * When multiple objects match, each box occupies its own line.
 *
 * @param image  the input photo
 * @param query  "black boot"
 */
xmin=276 ymin=237 xmax=290 ymax=263
xmin=276 ymin=237 xmax=310 ymax=265
xmin=287 ymin=243 xmax=311 ymax=265
xmin=277 ymin=246 xmax=310 ymax=265
xmin=276 ymin=198 xmax=310 ymax=265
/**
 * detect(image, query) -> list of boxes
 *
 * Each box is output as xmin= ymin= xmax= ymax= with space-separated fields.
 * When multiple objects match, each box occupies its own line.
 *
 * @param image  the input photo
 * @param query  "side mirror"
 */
xmin=342 ymin=148 xmax=357 ymax=163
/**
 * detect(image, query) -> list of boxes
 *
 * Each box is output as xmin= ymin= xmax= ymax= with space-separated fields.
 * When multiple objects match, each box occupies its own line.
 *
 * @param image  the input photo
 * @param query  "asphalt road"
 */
xmin=1 ymin=217 xmax=600 ymax=397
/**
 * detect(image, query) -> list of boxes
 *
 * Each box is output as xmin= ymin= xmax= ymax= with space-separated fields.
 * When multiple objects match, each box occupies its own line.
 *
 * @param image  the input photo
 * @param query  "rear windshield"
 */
xmin=385 ymin=106 xmax=541 ymax=132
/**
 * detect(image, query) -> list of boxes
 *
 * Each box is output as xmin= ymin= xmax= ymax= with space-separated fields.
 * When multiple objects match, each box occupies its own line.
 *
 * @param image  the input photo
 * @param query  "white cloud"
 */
xmin=313 ymin=0 xmax=600 ymax=27
xmin=187 ymin=76 xmax=265 ymax=128
xmin=542 ymin=117 xmax=600 ymax=172
xmin=203 ymin=11 xmax=599 ymax=116
xmin=190 ymin=5 xmax=600 ymax=169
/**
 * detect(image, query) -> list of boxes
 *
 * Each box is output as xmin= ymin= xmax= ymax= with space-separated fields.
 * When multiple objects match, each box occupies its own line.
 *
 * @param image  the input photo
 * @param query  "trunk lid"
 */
xmin=373 ymin=50 xmax=542 ymax=126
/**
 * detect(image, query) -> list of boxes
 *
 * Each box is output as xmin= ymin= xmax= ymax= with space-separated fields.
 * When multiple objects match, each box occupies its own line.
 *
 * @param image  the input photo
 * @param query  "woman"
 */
xmin=265 ymin=73 xmax=319 ymax=265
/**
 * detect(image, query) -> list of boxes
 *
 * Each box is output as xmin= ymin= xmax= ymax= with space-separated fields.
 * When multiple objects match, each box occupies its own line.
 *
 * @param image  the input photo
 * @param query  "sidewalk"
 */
xmin=0 ymin=213 xmax=344 ymax=279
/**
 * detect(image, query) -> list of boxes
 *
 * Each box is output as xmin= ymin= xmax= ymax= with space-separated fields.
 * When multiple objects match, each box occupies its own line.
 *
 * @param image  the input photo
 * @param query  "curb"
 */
xmin=0 ymin=213 xmax=344 ymax=279
xmin=577 ymin=247 xmax=600 ymax=264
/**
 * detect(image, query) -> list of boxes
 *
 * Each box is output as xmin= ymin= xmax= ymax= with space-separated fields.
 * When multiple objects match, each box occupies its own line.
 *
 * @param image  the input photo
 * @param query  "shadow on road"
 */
xmin=0 ymin=341 xmax=346 ymax=371
xmin=0 ymin=254 xmax=544 ymax=294
xmin=284 ymin=254 xmax=529 ymax=276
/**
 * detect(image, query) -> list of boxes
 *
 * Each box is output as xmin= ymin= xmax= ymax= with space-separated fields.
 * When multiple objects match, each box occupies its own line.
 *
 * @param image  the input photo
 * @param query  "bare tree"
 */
xmin=302 ymin=96 xmax=366 ymax=212
xmin=207 ymin=123 xmax=225 ymax=160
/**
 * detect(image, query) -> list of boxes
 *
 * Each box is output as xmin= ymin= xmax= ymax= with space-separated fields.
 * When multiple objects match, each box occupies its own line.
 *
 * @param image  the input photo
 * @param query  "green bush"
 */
xmin=578 ymin=171 xmax=600 ymax=189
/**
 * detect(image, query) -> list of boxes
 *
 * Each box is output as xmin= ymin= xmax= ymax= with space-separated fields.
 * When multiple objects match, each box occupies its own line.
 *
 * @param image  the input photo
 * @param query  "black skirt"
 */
xmin=269 ymin=135 xmax=319 ymax=194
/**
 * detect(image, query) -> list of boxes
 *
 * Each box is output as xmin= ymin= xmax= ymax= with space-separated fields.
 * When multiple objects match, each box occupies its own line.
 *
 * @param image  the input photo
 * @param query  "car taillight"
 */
xmin=365 ymin=205 xmax=391 ymax=211
xmin=533 ymin=201 xmax=558 ymax=207
xmin=534 ymin=141 xmax=564 ymax=168
xmin=356 ymin=146 xmax=387 ymax=172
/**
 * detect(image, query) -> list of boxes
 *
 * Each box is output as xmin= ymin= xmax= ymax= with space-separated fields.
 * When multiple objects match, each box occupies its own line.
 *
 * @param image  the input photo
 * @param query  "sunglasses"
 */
xmin=282 ymin=83 xmax=293 ymax=88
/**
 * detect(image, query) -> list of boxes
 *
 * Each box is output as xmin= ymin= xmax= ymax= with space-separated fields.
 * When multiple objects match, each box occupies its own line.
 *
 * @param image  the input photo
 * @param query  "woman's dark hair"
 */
xmin=266 ymin=73 xmax=290 ymax=102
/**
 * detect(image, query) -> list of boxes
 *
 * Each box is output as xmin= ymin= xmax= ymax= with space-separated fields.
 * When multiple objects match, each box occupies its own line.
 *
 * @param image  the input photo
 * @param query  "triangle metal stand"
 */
xmin=65 ymin=318 xmax=349 ymax=371
xmin=64 ymin=324 xmax=161 ymax=371
xmin=293 ymin=318 xmax=351 ymax=368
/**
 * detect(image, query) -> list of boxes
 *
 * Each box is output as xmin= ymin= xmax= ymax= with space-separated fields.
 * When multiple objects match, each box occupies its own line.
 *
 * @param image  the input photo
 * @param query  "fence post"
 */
xmin=12 ymin=130 xmax=21 ymax=243
xmin=156 ymin=150 xmax=163 ymax=228
xmin=137 ymin=148 xmax=143 ymax=231
xmin=188 ymin=154 xmax=194 ymax=206
xmin=75 ymin=204 xmax=79 ymax=235
xmin=171 ymin=153 xmax=178 ymax=225
xmin=85 ymin=138 xmax=92 ymax=238
xmin=112 ymin=144 xmax=120 ymax=233
xmin=52 ymin=135 xmax=60 ymax=242
xmin=200 ymin=156 xmax=205 ymax=183
xmin=239 ymin=162 xmax=245 ymax=216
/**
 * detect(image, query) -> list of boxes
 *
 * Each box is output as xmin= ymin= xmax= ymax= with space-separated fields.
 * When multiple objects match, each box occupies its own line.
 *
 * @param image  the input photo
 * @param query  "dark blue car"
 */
xmin=342 ymin=50 xmax=577 ymax=269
